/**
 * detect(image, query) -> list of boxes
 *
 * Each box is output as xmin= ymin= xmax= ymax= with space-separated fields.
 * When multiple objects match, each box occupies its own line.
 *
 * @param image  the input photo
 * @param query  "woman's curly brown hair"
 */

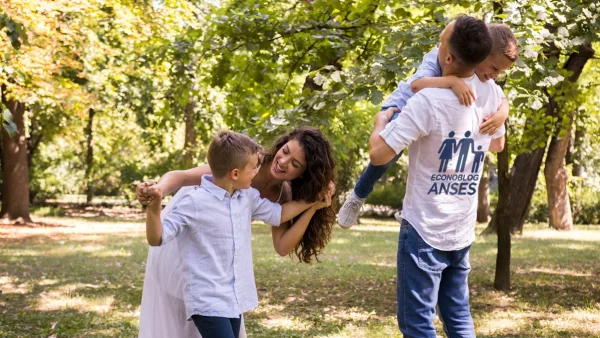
xmin=265 ymin=127 xmax=336 ymax=263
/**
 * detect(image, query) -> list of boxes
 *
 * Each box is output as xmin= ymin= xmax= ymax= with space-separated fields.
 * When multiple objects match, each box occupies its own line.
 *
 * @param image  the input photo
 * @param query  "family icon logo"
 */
xmin=437 ymin=131 xmax=486 ymax=174
xmin=429 ymin=130 xmax=486 ymax=196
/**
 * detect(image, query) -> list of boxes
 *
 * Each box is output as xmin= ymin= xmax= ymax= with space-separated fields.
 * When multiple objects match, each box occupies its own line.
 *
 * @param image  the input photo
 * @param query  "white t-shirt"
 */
xmin=380 ymin=74 xmax=505 ymax=251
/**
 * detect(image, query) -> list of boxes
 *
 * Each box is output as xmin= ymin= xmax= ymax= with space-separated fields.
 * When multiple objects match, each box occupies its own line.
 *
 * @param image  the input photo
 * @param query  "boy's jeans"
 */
xmin=192 ymin=314 xmax=242 ymax=338
xmin=354 ymin=111 xmax=402 ymax=199
xmin=397 ymin=219 xmax=475 ymax=338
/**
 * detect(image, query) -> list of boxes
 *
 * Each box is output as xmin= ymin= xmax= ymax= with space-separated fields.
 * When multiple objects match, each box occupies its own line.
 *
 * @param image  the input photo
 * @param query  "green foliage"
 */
xmin=0 ymin=11 xmax=27 ymax=49
xmin=0 ymin=0 xmax=599 ymax=210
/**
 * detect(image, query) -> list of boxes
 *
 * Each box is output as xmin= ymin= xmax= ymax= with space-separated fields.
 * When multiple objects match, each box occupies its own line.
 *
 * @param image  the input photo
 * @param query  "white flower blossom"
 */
xmin=531 ymin=99 xmax=543 ymax=110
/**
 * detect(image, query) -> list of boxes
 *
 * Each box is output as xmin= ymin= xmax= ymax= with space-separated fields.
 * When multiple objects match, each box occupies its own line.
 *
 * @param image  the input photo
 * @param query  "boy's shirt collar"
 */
xmin=201 ymin=174 xmax=241 ymax=200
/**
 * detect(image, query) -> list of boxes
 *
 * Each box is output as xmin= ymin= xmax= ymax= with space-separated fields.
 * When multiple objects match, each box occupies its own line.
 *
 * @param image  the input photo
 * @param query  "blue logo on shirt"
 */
xmin=429 ymin=131 xmax=485 ymax=196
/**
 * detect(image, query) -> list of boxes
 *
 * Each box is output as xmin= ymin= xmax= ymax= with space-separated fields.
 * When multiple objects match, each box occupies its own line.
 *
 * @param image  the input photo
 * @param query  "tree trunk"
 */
xmin=543 ymin=43 xmax=593 ymax=231
xmin=183 ymin=102 xmax=197 ymax=168
xmin=85 ymin=108 xmax=95 ymax=204
xmin=545 ymin=128 xmax=573 ymax=231
xmin=493 ymin=138 xmax=511 ymax=291
xmin=0 ymin=86 xmax=31 ymax=222
xmin=0 ymin=135 xmax=3 ymax=202
xmin=508 ymin=146 xmax=547 ymax=234
xmin=477 ymin=158 xmax=490 ymax=223
xmin=486 ymin=43 xmax=592 ymax=236
xmin=571 ymin=128 xmax=584 ymax=177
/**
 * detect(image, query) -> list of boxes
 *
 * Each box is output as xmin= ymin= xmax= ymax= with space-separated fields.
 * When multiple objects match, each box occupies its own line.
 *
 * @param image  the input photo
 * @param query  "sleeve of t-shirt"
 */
xmin=492 ymin=80 xmax=507 ymax=99
xmin=491 ymin=83 xmax=507 ymax=139
xmin=160 ymin=194 xmax=196 ymax=245
xmin=249 ymin=188 xmax=283 ymax=226
xmin=379 ymin=91 xmax=437 ymax=154
xmin=381 ymin=47 xmax=441 ymax=110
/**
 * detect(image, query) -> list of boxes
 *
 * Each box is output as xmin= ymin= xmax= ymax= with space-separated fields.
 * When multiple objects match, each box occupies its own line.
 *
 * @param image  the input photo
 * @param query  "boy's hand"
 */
xmin=314 ymin=181 xmax=335 ymax=210
xmin=450 ymin=77 xmax=476 ymax=106
xmin=480 ymin=113 xmax=505 ymax=136
xmin=314 ymin=191 xmax=333 ymax=210
xmin=137 ymin=180 xmax=163 ymax=205
xmin=147 ymin=193 xmax=162 ymax=210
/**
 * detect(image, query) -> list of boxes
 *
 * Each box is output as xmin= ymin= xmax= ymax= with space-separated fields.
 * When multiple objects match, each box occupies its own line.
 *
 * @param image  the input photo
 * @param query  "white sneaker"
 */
xmin=337 ymin=192 xmax=366 ymax=229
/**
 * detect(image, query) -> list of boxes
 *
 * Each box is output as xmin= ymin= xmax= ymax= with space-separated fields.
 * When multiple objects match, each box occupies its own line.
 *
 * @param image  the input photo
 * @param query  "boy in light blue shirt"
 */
xmin=338 ymin=23 xmax=518 ymax=228
xmin=145 ymin=131 xmax=324 ymax=338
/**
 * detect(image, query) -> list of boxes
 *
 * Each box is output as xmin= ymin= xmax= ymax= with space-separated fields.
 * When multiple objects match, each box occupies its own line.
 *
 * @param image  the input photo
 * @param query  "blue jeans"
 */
xmin=397 ymin=220 xmax=475 ymax=338
xmin=354 ymin=111 xmax=402 ymax=199
xmin=192 ymin=315 xmax=242 ymax=338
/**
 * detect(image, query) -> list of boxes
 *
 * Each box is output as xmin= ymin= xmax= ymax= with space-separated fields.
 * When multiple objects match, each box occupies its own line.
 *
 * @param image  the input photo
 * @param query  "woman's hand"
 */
xmin=136 ymin=180 xmax=163 ymax=205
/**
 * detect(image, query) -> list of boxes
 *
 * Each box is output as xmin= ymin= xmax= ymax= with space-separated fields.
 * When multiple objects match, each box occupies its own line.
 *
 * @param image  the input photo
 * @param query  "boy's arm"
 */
xmin=145 ymin=194 xmax=195 ymax=246
xmin=137 ymin=165 xmax=212 ymax=205
xmin=382 ymin=47 xmax=440 ymax=110
xmin=146 ymin=199 xmax=163 ymax=246
xmin=280 ymin=200 xmax=318 ymax=224
xmin=270 ymin=182 xmax=334 ymax=256
xmin=480 ymin=98 xmax=509 ymax=135
xmin=489 ymin=136 xmax=505 ymax=152
xmin=411 ymin=76 xmax=476 ymax=106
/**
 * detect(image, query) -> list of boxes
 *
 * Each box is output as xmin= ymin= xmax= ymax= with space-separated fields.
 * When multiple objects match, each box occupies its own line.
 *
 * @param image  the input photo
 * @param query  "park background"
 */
xmin=1 ymin=0 xmax=600 ymax=336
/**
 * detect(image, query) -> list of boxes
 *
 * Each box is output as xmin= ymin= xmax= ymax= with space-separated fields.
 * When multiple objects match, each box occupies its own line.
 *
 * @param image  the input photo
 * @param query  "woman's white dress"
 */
xmin=138 ymin=186 xmax=248 ymax=338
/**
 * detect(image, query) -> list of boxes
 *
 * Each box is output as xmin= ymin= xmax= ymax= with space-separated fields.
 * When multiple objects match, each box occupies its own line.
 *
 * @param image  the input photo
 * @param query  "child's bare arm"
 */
xmin=411 ymin=76 xmax=476 ymax=106
xmin=145 ymin=199 xmax=163 ymax=246
xmin=271 ymin=183 xmax=334 ymax=256
xmin=280 ymin=200 xmax=318 ymax=224
xmin=480 ymin=98 xmax=509 ymax=135
xmin=489 ymin=136 xmax=505 ymax=153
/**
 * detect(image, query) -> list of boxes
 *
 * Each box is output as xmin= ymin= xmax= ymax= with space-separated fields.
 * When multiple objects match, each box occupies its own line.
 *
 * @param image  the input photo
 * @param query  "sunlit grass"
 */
xmin=0 ymin=215 xmax=599 ymax=337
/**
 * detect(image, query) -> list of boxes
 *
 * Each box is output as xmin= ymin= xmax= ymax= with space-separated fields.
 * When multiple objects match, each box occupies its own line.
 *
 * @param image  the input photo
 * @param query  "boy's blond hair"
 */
xmin=488 ymin=23 xmax=519 ymax=62
xmin=207 ymin=131 xmax=262 ymax=178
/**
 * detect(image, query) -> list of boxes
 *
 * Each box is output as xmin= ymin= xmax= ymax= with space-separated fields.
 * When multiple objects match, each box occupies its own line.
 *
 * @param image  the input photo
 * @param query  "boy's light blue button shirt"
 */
xmin=160 ymin=175 xmax=282 ymax=319
xmin=381 ymin=47 xmax=441 ymax=110
xmin=381 ymin=47 xmax=506 ymax=111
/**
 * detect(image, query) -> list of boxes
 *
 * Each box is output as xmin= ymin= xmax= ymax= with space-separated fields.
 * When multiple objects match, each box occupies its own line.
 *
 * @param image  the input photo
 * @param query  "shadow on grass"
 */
xmin=0 ymin=234 xmax=148 ymax=337
xmin=1 ymin=221 xmax=599 ymax=337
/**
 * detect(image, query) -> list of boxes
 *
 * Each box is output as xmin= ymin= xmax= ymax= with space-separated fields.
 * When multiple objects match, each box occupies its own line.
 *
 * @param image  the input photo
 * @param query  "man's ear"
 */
xmin=230 ymin=169 xmax=239 ymax=181
xmin=444 ymin=51 xmax=455 ymax=65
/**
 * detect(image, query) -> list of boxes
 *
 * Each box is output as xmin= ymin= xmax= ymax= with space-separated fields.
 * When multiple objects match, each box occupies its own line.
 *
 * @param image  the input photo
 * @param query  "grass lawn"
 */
xmin=1 ymin=214 xmax=599 ymax=337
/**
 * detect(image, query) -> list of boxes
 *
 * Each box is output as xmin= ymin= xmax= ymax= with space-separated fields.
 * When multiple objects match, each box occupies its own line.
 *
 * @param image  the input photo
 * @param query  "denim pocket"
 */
xmin=417 ymin=236 xmax=447 ymax=273
xmin=457 ymin=245 xmax=471 ymax=269
xmin=400 ymin=219 xmax=410 ymax=231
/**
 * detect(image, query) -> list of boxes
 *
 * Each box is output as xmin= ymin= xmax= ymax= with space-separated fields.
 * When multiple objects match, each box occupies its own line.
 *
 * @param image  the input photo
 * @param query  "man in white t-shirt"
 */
xmin=369 ymin=16 xmax=506 ymax=338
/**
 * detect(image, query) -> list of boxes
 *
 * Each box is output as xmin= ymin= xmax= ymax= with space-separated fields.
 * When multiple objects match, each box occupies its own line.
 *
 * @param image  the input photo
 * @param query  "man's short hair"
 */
xmin=449 ymin=15 xmax=493 ymax=66
xmin=207 ymin=131 xmax=262 ymax=178
xmin=488 ymin=23 xmax=519 ymax=62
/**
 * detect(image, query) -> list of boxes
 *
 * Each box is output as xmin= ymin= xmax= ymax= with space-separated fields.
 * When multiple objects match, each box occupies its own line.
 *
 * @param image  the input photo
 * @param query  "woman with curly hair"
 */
xmin=137 ymin=127 xmax=336 ymax=338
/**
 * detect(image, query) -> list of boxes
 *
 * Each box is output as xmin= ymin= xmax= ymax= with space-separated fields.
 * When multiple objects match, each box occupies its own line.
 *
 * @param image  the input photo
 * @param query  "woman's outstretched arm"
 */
xmin=136 ymin=165 xmax=212 ymax=205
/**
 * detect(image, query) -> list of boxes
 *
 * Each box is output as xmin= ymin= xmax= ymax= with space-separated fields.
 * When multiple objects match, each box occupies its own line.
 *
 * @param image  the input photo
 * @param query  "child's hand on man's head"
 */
xmin=479 ymin=112 xmax=506 ymax=136
xmin=449 ymin=76 xmax=476 ymax=106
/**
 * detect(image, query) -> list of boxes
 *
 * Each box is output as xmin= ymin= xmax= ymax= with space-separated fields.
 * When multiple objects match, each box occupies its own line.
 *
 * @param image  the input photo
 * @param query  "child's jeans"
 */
xmin=192 ymin=314 xmax=242 ymax=338
xmin=397 ymin=219 xmax=475 ymax=338
xmin=353 ymin=111 xmax=402 ymax=199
